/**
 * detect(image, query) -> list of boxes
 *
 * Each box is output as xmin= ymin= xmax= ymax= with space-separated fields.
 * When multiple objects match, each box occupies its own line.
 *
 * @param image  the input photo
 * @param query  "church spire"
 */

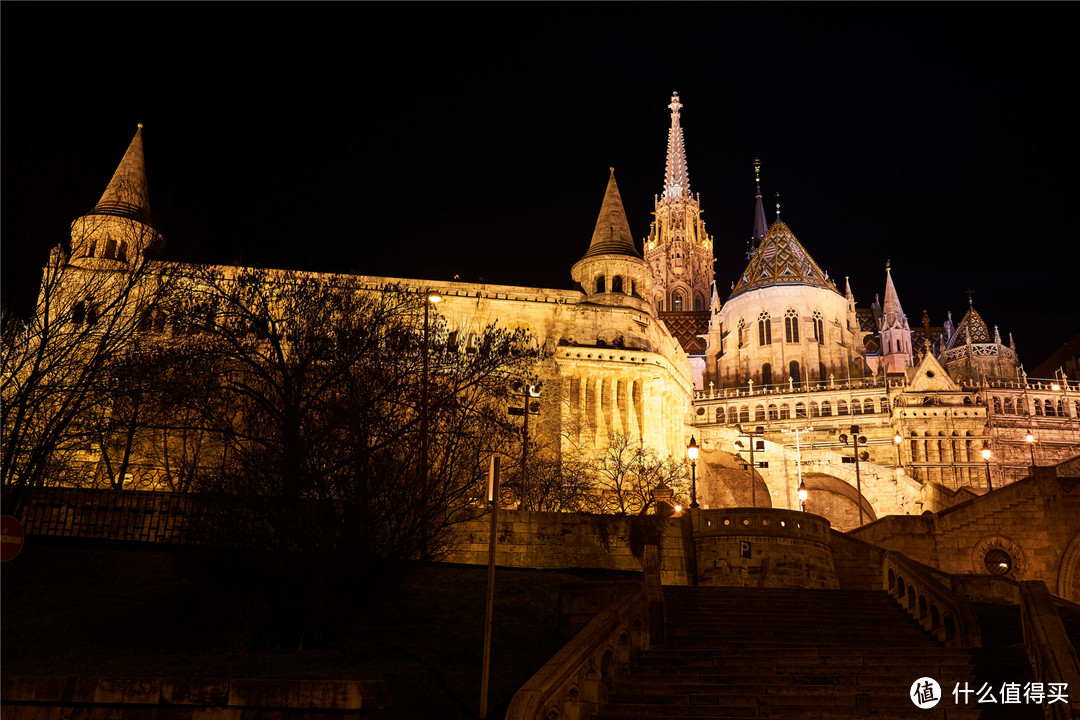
xmin=662 ymin=93 xmax=689 ymax=199
xmin=91 ymin=124 xmax=153 ymax=226
xmin=751 ymin=158 xmax=768 ymax=250
xmin=882 ymin=264 xmax=906 ymax=321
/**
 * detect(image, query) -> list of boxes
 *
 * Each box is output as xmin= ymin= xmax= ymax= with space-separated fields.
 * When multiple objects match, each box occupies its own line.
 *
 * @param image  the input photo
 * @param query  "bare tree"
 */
xmin=578 ymin=433 xmax=691 ymax=515
xmin=161 ymin=265 xmax=539 ymax=559
xmin=1 ymin=216 xmax=166 ymax=515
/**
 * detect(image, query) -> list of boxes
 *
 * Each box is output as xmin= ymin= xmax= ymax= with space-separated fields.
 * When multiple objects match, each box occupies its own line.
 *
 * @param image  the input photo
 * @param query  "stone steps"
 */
xmin=593 ymin=587 xmax=1038 ymax=720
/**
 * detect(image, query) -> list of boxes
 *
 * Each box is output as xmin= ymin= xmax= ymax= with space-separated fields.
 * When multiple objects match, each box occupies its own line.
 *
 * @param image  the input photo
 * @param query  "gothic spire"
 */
xmin=662 ymin=93 xmax=689 ymax=199
xmin=882 ymin=264 xmax=906 ymax=321
xmin=91 ymin=124 xmax=152 ymax=226
xmin=752 ymin=157 xmax=768 ymax=248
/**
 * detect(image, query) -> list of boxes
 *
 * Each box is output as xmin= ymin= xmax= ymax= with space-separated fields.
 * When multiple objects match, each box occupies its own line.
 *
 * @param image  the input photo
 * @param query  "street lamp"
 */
xmin=735 ymin=424 xmax=765 ymax=508
xmin=687 ymin=435 xmax=699 ymax=509
xmin=839 ymin=425 xmax=869 ymax=526
xmin=893 ymin=432 xmax=903 ymax=469
xmin=421 ymin=292 xmax=442 ymax=487
xmin=1025 ymin=431 xmax=1036 ymax=476
xmin=981 ymin=445 xmax=993 ymax=491
xmin=798 ymin=479 xmax=808 ymax=512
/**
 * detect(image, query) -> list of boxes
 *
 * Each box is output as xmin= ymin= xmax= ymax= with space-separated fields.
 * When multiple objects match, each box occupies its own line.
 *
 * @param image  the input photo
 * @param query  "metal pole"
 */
xmin=690 ymin=461 xmax=697 ymax=508
xmin=853 ymin=436 xmax=864 ymax=526
xmin=521 ymin=391 xmax=529 ymax=493
xmin=749 ymin=438 xmax=756 ymax=508
xmin=985 ymin=460 xmax=993 ymax=491
xmin=421 ymin=299 xmax=430 ymax=487
xmin=479 ymin=455 xmax=500 ymax=718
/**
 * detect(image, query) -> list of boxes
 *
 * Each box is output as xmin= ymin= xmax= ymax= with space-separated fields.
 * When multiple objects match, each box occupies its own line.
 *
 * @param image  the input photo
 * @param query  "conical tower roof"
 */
xmin=946 ymin=304 xmax=993 ymax=349
xmin=882 ymin=265 xmax=904 ymax=318
xmin=90 ymin=124 xmax=152 ymax=225
xmin=580 ymin=168 xmax=640 ymax=260
xmin=729 ymin=220 xmax=836 ymax=299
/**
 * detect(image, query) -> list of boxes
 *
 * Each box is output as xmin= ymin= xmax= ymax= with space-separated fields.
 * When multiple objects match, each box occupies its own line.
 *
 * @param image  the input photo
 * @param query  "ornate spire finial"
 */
xmin=965 ymin=288 xmax=974 ymax=306
xmin=775 ymin=192 xmax=781 ymax=220
xmin=662 ymin=92 xmax=689 ymax=199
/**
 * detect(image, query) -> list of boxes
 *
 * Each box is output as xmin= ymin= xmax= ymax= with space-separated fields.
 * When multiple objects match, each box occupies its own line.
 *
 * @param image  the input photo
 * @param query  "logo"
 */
xmin=911 ymin=677 xmax=941 ymax=709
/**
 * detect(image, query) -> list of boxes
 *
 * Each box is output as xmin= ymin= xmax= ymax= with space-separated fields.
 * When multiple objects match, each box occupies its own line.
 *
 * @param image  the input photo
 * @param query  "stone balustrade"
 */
xmin=883 ymin=550 xmax=981 ymax=647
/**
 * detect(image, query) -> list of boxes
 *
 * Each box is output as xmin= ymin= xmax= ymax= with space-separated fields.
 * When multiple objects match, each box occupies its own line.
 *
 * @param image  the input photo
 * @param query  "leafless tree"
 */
xmin=1 ymin=217 xmax=166 ymax=515
xmin=577 ymin=433 xmax=691 ymax=515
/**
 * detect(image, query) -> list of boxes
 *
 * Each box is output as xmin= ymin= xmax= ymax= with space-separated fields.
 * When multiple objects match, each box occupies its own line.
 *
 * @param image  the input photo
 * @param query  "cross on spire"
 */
xmin=965 ymin=288 xmax=975 ymax=306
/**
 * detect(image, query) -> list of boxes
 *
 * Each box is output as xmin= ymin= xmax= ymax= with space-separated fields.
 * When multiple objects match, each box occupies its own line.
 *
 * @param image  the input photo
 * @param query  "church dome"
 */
xmin=730 ymin=220 xmax=837 ymax=299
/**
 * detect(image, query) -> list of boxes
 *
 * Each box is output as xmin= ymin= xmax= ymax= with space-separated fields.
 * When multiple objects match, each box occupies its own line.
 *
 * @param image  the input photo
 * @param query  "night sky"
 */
xmin=3 ymin=5 xmax=1077 ymax=368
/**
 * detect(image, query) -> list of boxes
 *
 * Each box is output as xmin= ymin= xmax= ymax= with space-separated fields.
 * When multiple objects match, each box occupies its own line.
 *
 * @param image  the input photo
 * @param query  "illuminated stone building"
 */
xmin=37 ymin=97 xmax=1080 ymax=534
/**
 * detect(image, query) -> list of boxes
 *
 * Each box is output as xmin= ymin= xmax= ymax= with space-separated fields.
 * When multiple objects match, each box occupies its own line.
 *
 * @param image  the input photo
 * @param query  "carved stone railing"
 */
xmin=883 ymin=551 xmax=981 ymax=647
xmin=504 ymin=547 xmax=664 ymax=720
xmin=1019 ymin=580 xmax=1080 ymax=720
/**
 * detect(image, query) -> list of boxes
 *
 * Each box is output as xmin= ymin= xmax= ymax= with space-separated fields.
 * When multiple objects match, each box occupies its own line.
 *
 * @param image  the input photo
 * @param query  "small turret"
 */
xmin=69 ymin=125 xmax=161 ymax=268
xmin=571 ymin=169 xmax=652 ymax=314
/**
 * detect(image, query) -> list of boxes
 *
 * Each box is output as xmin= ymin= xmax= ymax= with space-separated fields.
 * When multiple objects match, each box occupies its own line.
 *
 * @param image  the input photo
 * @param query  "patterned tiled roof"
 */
xmin=946 ymin=306 xmax=993 ymax=349
xmin=729 ymin=220 xmax=837 ymax=299
xmin=658 ymin=311 xmax=709 ymax=355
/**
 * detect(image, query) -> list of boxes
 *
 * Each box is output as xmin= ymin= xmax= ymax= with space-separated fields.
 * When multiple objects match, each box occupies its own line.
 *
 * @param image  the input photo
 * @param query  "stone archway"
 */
xmin=1058 ymin=530 xmax=1080 ymax=603
xmin=799 ymin=472 xmax=876 ymax=532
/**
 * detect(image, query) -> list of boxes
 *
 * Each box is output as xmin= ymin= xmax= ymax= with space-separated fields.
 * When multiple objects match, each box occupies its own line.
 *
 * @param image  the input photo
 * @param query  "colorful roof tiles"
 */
xmin=729 ymin=220 xmax=837 ymax=299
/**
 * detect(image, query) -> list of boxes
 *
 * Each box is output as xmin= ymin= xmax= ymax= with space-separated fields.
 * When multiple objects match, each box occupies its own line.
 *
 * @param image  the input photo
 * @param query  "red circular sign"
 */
xmin=1 ymin=515 xmax=25 ymax=562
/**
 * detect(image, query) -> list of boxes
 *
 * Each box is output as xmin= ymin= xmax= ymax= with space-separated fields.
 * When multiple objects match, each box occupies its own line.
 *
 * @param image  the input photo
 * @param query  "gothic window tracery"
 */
xmin=758 ymin=310 xmax=772 ymax=346
xmin=672 ymin=289 xmax=686 ymax=312
xmin=737 ymin=317 xmax=746 ymax=348
xmin=812 ymin=310 xmax=824 ymax=344
xmin=784 ymin=308 xmax=800 ymax=343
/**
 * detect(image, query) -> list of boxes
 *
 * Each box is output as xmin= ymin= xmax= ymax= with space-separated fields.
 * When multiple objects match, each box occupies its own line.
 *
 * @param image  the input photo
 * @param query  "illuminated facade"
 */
xmin=36 ymin=100 xmax=1080 ymax=533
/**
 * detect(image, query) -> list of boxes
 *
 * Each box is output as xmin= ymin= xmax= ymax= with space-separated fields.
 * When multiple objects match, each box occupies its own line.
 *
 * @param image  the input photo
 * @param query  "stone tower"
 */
xmin=67 ymin=124 xmax=160 ymax=269
xmin=644 ymin=93 xmax=715 ymax=354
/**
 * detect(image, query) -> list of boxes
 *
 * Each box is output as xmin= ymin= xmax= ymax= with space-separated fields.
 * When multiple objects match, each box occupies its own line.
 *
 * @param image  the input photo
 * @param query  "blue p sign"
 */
xmin=740 ymin=541 xmax=752 ymax=559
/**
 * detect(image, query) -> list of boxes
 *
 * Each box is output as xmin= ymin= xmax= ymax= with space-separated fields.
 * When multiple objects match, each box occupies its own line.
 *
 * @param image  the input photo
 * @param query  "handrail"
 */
xmin=504 ymin=585 xmax=650 ymax=720
xmin=1019 ymin=580 xmax=1080 ymax=719
xmin=882 ymin=551 xmax=981 ymax=647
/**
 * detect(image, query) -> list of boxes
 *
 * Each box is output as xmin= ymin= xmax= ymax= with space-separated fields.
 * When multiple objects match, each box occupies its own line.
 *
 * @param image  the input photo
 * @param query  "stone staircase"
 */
xmin=593 ymin=586 xmax=1040 ymax=719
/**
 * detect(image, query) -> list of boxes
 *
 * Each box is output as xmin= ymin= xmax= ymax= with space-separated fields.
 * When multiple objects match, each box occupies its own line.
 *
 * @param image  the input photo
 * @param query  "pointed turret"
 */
xmin=878 ymin=264 xmax=913 ymax=373
xmin=579 ymin=168 xmax=639 ymax=260
xmin=92 ymin=124 xmax=152 ymax=225
xmin=69 ymin=125 xmax=160 ymax=267
xmin=941 ymin=299 xmax=1019 ymax=382
xmin=571 ymin=169 xmax=652 ymax=314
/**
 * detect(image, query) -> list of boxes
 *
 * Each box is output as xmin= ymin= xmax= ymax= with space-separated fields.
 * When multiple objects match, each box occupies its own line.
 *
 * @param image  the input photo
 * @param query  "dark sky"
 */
xmin=3 ymin=4 xmax=1077 ymax=368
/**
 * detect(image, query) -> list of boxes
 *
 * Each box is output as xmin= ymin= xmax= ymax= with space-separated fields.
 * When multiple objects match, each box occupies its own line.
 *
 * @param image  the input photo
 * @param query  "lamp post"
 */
xmin=1025 ymin=431 xmax=1036 ymax=476
xmin=687 ymin=435 xmax=699 ymax=509
xmin=798 ymin=479 xmax=808 ymax=512
xmin=735 ymin=424 xmax=765 ymax=508
xmin=893 ymin=432 xmax=903 ymax=469
xmin=421 ymin=293 xmax=442 ymax=487
xmin=839 ymin=425 xmax=868 ymax=526
xmin=981 ymin=445 xmax=993 ymax=491
xmin=782 ymin=426 xmax=813 ymax=512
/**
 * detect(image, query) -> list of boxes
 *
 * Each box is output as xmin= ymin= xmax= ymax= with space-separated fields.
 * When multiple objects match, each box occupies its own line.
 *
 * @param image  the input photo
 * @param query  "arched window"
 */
xmin=1004 ymin=397 xmax=1015 ymax=414
xmin=795 ymin=402 xmax=807 ymax=418
xmin=809 ymin=401 xmax=820 ymax=418
xmin=754 ymin=405 xmax=766 ymax=421
xmin=739 ymin=405 xmax=750 ymax=423
xmin=104 ymin=238 xmax=117 ymax=259
xmin=630 ymin=280 xmax=637 ymax=297
xmin=881 ymin=397 xmax=891 ymax=414
xmin=758 ymin=310 xmax=772 ymax=346
xmin=992 ymin=397 xmax=1002 ymax=413
xmin=789 ymin=361 xmax=801 ymax=386
xmin=813 ymin=310 xmax=824 ymax=344
xmin=852 ymin=399 xmax=862 ymax=415
xmin=838 ymin=400 xmax=849 ymax=416
xmin=117 ymin=240 xmax=128 ymax=263
xmin=694 ymin=293 xmax=705 ymax=311
xmin=1034 ymin=399 xmax=1043 ymax=416
xmin=72 ymin=301 xmax=86 ymax=326
xmin=672 ymin=289 xmax=685 ymax=312
xmin=863 ymin=399 xmax=874 ymax=414
xmin=737 ymin=317 xmax=747 ymax=347
xmin=761 ymin=363 xmax=773 ymax=386
xmin=768 ymin=404 xmax=779 ymax=420
xmin=821 ymin=400 xmax=832 ymax=416
xmin=784 ymin=308 xmax=800 ymax=343
xmin=596 ymin=275 xmax=606 ymax=294
xmin=1045 ymin=400 xmax=1056 ymax=417
xmin=1057 ymin=399 xmax=1065 ymax=417
xmin=611 ymin=276 xmax=623 ymax=293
